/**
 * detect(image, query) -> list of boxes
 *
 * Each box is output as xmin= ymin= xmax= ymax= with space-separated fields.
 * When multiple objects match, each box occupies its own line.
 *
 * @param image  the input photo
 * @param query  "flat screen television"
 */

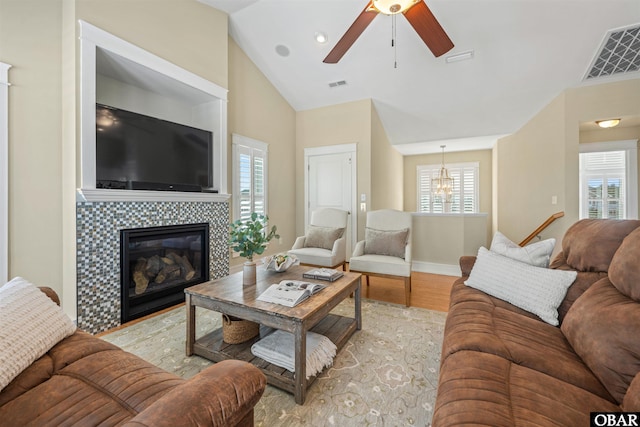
xmin=96 ymin=103 xmax=213 ymax=192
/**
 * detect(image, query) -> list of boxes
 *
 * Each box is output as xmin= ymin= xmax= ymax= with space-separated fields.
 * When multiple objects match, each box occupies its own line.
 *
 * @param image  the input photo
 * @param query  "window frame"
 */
xmin=579 ymin=140 xmax=638 ymax=220
xmin=416 ymin=161 xmax=479 ymax=214
xmin=232 ymin=134 xmax=269 ymax=222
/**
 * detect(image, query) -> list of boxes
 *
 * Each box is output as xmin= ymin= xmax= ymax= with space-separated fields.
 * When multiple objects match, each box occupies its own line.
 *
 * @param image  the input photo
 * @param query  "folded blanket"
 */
xmin=251 ymin=330 xmax=337 ymax=379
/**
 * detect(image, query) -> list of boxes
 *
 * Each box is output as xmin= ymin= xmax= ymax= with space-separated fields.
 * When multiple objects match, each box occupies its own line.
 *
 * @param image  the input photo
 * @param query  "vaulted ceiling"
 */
xmin=202 ymin=0 xmax=640 ymax=154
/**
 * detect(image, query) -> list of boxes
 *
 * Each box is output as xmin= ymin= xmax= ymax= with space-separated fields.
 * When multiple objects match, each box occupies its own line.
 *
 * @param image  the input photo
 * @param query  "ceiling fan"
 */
xmin=323 ymin=0 xmax=454 ymax=64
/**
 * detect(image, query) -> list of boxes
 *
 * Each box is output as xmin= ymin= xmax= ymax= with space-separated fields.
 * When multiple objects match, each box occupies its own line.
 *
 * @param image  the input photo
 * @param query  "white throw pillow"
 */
xmin=490 ymin=231 xmax=556 ymax=268
xmin=465 ymin=247 xmax=576 ymax=326
xmin=0 ymin=277 xmax=77 ymax=390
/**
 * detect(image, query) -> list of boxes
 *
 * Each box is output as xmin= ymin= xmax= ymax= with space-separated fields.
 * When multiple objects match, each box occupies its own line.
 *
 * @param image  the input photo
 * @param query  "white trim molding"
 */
xmin=304 ymin=143 xmax=358 ymax=256
xmin=78 ymin=20 xmax=229 ymax=200
xmin=0 ymin=62 xmax=11 ymax=283
xmin=579 ymin=139 xmax=638 ymax=219
xmin=231 ymin=134 xmax=269 ymax=221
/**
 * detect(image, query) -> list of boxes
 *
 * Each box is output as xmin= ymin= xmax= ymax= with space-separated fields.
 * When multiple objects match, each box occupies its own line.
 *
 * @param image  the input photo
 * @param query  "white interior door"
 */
xmin=305 ymin=144 xmax=357 ymax=259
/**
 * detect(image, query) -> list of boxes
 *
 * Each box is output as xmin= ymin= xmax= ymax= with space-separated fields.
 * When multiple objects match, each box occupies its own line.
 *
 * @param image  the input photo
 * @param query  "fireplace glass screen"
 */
xmin=121 ymin=223 xmax=209 ymax=322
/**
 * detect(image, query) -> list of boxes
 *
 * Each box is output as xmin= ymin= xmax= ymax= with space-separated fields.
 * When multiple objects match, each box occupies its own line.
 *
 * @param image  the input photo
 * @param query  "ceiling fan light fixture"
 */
xmin=596 ymin=119 xmax=621 ymax=128
xmin=370 ymin=0 xmax=420 ymax=15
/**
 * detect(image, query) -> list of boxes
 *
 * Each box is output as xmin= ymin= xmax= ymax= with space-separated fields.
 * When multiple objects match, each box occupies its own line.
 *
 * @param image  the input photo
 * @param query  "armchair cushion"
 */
xmin=0 ymin=277 xmax=76 ymax=390
xmin=364 ymin=227 xmax=409 ymax=259
xmin=304 ymin=225 xmax=344 ymax=250
xmin=465 ymin=247 xmax=577 ymax=325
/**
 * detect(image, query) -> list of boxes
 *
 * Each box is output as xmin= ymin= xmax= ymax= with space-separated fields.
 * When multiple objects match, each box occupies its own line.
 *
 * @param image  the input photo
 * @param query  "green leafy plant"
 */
xmin=229 ymin=213 xmax=279 ymax=262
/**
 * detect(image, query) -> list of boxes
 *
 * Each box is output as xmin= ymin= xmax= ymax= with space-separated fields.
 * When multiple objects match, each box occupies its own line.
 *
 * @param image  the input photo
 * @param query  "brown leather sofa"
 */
xmin=433 ymin=219 xmax=640 ymax=426
xmin=0 ymin=288 xmax=266 ymax=426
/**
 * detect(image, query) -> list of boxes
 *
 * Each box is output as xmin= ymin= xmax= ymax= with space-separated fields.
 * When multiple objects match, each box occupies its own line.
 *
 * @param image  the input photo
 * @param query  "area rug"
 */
xmin=101 ymin=299 xmax=447 ymax=426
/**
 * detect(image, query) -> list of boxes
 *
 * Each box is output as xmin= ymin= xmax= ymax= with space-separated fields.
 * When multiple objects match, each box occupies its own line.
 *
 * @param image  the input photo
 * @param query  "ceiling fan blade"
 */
xmin=404 ymin=0 xmax=454 ymax=57
xmin=323 ymin=2 xmax=378 ymax=64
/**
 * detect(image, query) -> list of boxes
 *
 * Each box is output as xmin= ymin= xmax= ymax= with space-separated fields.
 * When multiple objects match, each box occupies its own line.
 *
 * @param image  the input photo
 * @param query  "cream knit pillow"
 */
xmin=465 ymin=247 xmax=576 ymax=326
xmin=0 ymin=277 xmax=76 ymax=390
xmin=490 ymin=231 xmax=556 ymax=268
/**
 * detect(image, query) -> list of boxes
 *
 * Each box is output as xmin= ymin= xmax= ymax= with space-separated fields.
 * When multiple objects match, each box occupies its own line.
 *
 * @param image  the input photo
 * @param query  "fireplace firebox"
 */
xmin=120 ymin=223 xmax=209 ymax=323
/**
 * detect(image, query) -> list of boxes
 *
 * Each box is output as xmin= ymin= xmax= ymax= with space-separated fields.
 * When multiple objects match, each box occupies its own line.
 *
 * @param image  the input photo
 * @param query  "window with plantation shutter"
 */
xmin=579 ymin=140 xmax=638 ymax=220
xmin=417 ymin=162 xmax=479 ymax=213
xmin=232 ymin=135 xmax=268 ymax=222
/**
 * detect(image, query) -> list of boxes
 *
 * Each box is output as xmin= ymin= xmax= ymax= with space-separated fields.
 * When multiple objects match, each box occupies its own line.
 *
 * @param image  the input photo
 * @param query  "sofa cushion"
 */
xmin=465 ymin=247 xmax=576 ymax=325
xmin=364 ymin=227 xmax=408 ymax=259
xmin=0 ymin=331 xmax=119 ymax=406
xmin=560 ymin=219 xmax=640 ymax=272
xmin=609 ymin=226 xmax=640 ymax=302
xmin=433 ymin=350 xmax=619 ymax=427
xmin=443 ymin=282 xmax=613 ymax=401
xmin=490 ymin=231 xmax=555 ymax=267
xmin=561 ymin=277 xmax=640 ymax=404
xmin=0 ymin=277 xmax=76 ymax=390
xmin=549 ymin=253 xmax=609 ymax=323
xmin=623 ymin=373 xmax=640 ymax=411
xmin=304 ymin=225 xmax=344 ymax=250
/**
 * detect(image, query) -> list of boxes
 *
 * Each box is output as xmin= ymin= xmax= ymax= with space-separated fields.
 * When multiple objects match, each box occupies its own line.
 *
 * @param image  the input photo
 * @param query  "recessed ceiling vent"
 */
xmin=328 ymin=80 xmax=347 ymax=88
xmin=585 ymin=24 xmax=640 ymax=80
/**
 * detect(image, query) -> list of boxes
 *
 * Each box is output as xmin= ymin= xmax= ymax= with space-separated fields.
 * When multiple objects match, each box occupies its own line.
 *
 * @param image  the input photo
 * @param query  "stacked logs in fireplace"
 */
xmin=133 ymin=252 xmax=196 ymax=295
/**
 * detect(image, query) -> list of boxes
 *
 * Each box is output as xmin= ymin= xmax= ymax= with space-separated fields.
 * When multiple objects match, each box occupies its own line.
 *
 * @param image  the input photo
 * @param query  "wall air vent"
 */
xmin=328 ymin=80 xmax=347 ymax=88
xmin=585 ymin=24 xmax=640 ymax=80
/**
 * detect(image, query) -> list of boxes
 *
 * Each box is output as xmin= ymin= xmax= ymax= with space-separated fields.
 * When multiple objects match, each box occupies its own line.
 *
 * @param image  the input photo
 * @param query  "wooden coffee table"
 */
xmin=185 ymin=265 xmax=362 ymax=404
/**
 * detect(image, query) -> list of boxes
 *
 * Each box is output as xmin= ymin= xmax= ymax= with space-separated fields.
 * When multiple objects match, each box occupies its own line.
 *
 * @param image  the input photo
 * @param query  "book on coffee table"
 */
xmin=257 ymin=280 xmax=326 ymax=307
xmin=302 ymin=268 xmax=344 ymax=282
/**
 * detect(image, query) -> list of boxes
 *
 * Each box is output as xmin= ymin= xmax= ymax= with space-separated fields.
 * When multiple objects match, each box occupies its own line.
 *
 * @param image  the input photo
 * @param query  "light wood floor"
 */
xmin=99 ymin=269 xmax=456 ymax=336
xmin=357 ymin=271 xmax=455 ymax=312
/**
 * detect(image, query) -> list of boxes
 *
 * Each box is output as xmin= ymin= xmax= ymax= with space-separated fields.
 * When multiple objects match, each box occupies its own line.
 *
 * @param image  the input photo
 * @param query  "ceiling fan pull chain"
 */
xmin=392 ymin=14 xmax=398 ymax=68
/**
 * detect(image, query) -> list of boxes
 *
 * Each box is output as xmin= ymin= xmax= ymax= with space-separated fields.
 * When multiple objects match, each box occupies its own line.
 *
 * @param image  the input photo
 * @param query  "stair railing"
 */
xmin=519 ymin=211 xmax=565 ymax=247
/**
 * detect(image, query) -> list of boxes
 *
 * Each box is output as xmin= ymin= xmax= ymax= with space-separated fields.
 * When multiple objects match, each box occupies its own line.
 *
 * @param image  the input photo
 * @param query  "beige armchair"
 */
xmin=349 ymin=209 xmax=412 ymax=306
xmin=288 ymin=208 xmax=349 ymax=269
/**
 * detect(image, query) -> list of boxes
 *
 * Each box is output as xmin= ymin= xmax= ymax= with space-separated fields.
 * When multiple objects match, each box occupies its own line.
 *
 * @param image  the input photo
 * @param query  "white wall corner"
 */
xmin=0 ymin=62 xmax=11 ymax=283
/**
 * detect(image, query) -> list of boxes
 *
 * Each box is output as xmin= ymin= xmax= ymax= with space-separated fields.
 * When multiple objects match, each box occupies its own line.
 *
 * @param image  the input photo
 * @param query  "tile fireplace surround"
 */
xmin=76 ymin=200 xmax=229 ymax=334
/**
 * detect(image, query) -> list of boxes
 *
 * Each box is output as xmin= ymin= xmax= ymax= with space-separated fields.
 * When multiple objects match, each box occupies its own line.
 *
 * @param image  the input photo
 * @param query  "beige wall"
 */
xmin=495 ymin=94 xmax=567 ymax=244
xmin=76 ymin=0 xmax=227 ymax=90
xmin=227 ymin=38 xmax=296 ymax=267
xmin=0 ymin=0 xmax=229 ymax=311
xmin=295 ymin=99 xmax=372 ymax=240
xmin=411 ymin=214 xmax=488 ymax=271
xmin=1 ymin=0 xmax=64 ymax=296
xmin=580 ymin=125 xmax=640 ymax=145
xmin=495 ymin=78 xmax=640 ymax=247
xmin=371 ymin=105 xmax=403 ymax=210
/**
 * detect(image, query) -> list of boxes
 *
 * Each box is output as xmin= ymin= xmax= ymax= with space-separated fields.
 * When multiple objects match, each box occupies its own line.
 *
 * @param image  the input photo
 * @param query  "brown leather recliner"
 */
xmin=0 ymin=288 xmax=266 ymax=427
xmin=433 ymin=219 xmax=640 ymax=426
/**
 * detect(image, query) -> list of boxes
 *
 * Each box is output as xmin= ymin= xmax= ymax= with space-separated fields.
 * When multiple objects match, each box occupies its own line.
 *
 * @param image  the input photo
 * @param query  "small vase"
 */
xmin=243 ymin=260 xmax=257 ymax=286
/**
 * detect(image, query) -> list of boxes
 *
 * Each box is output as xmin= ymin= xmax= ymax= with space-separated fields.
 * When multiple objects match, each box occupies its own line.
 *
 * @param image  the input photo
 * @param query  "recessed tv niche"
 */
xmin=95 ymin=103 xmax=214 ymax=192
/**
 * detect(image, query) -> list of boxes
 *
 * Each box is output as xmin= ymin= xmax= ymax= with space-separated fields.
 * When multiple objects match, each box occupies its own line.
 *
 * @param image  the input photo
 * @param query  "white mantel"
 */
xmin=76 ymin=188 xmax=230 ymax=203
